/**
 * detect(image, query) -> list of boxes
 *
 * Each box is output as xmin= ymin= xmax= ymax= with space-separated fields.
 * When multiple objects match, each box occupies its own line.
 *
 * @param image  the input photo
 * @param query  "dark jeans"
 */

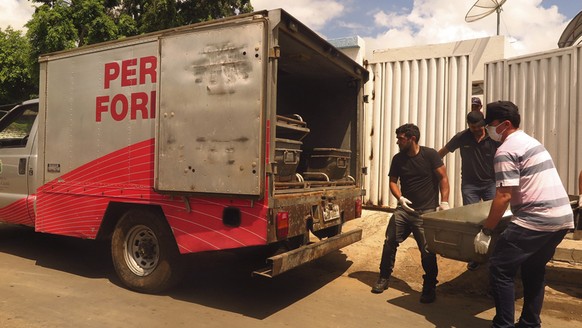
xmin=461 ymin=182 xmax=496 ymax=205
xmin=378 ymin=207 xmax=438 ymax=286
xmin=489 ymin=223 xmax=568 ymax=328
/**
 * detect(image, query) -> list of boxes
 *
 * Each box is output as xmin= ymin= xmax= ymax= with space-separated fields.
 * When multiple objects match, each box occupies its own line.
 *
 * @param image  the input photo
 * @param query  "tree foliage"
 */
xmin=0 ymin=0 xmax=254 ymax=104
xmin=0 ymin=27 xmax=35 ymax=104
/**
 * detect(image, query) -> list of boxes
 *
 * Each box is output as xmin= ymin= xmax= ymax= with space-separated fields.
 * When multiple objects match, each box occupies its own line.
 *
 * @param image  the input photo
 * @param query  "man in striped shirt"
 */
xmin=474 ymin=100 xmax=574 ymax=328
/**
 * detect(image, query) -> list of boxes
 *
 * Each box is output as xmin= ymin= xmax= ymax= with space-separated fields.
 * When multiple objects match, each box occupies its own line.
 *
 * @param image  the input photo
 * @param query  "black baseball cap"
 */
xmin=484 ymin=101 xmax=520 ymax=125
xmin=466 ymin=111 xmax=485 ymax=126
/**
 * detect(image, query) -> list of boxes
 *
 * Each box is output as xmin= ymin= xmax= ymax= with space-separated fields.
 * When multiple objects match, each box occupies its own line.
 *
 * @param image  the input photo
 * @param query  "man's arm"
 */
xmin=434 ymin=165 xmax=450 ymax=203
xmin=482 ymin=186 xmax=512 ymax=230
xmin=437 ymin=146 xmax=449 ymax=158
xmin=388 ymin=176 xmax=400 ymax=198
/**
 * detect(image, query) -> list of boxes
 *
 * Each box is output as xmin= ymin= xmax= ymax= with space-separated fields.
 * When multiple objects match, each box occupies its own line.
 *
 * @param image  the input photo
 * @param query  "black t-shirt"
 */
xmin=388 ymin=146 xmax=443 ymax=211
xmin=445 ymin=130 xmax=499 ymax=185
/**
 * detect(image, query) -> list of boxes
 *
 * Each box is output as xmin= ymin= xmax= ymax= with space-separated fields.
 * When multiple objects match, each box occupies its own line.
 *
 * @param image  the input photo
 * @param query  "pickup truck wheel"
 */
xmin=111 ymin=209 xmax=183 ymax=294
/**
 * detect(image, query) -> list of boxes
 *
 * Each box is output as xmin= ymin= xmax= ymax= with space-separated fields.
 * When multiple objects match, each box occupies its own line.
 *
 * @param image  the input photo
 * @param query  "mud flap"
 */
xmin=252 ymin=228 xmax=362 ymax=278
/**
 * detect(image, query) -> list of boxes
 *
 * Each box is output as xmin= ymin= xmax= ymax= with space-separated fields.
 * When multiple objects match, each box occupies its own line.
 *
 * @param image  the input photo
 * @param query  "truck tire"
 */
xmin=111 ymin=209 xmax=184 ymax=294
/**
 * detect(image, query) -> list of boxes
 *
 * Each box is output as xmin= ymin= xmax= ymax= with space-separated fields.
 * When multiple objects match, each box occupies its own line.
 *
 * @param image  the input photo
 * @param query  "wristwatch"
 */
xmin=481 ymin=227 xmax=493 ymax=236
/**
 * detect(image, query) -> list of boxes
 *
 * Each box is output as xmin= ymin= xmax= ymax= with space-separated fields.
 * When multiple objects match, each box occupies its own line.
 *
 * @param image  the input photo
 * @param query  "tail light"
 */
xmin=276 ymin=211 xmax=289 ymax=239
xmin=355 ymin=198 xmax=362 ymax=218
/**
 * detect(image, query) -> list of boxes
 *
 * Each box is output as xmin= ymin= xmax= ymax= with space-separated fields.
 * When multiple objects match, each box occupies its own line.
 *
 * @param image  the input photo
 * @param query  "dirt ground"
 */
xmin=341 ymin=209 xmax=582 ymax=322
xmin=1 ymin=209 xmax=581 ymax=327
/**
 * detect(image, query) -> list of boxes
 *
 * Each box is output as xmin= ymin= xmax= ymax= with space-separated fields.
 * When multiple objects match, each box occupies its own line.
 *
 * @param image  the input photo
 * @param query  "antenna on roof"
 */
xmin=465 ymin=0 xmax=507 ymax=36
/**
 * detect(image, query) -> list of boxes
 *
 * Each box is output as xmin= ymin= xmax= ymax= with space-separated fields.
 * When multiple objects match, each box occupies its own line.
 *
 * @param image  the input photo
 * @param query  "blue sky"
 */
xmin=251 ymin=0 xmax=581 ymax=56
xmin=1 ymin=0 xmax=580 ymax=57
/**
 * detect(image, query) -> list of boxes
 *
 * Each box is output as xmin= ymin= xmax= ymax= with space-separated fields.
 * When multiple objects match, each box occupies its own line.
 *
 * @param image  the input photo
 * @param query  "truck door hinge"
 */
xmin=269 ymin=46 xmax=280 ymax=59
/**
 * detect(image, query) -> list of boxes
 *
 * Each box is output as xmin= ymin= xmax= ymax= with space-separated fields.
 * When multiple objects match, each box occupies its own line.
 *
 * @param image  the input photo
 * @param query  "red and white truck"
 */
xmin=0 ymin=9 xmax=368 ymax=293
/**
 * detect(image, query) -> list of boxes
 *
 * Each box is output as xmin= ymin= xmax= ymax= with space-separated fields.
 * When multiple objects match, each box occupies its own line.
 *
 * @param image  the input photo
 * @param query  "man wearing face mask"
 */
xmin=372 ymin=124 xmax=450 ymax=304
xmin=474 ymin=101 xmax=574 ymax=328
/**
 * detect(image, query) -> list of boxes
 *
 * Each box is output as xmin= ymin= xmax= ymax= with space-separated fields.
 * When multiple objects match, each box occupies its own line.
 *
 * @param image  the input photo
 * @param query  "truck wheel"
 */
xmin=111 ymin=209 xmax=183 ymax=293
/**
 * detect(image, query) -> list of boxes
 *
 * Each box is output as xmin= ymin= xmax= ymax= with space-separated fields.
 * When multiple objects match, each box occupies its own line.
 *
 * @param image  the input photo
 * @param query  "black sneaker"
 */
xmin=371 ymin=277 xmax=389 ymax=294
xmin=420 ymin=286 xmax=436 ymax=303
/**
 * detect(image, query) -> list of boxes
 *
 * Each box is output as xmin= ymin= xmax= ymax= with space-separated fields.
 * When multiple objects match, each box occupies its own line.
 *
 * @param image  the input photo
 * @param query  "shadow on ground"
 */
xmin=0 ymin=223 xmax=352 ymax=320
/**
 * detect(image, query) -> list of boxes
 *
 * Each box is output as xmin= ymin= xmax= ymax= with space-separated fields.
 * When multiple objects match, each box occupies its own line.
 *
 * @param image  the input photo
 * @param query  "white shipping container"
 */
xmin=485 ymin=44 xmax=582 ymax=194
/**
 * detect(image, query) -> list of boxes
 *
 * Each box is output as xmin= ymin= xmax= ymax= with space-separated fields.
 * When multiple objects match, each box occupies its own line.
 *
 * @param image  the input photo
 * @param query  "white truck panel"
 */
xmin=43 ymin=41 xmax=158 ymax=183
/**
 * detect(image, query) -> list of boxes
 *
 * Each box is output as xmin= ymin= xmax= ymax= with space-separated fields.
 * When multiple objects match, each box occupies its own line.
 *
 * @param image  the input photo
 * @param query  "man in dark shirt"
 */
xmin=438 ymin=111 xmax=499 ymax=271
xmin=372 ymin=124 xmax=450 ymax=304
xmin=438 ymin=111 xmax=499 ymax=205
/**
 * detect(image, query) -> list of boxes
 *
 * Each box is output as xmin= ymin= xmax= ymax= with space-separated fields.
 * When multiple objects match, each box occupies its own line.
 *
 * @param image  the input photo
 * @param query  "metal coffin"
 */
xmin=304 ymin=148 xmax=351 ymax=181
xmin=274 ymin=138 xmax=302 ymax=182
xmin=275 ymin=114 xmax=310 ymax=141
xmin=421 ymin=201 xmax=511 ymax=263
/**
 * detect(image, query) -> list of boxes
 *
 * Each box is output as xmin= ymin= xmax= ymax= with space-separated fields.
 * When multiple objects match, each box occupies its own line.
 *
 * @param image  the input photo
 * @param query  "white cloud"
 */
xmin=0 ymin=0 xmax=36 ymax=31
xmin=251 ymin=0 xmax=345 ymax=32
xmin=363 ymin=0 xmax=568 ymax=56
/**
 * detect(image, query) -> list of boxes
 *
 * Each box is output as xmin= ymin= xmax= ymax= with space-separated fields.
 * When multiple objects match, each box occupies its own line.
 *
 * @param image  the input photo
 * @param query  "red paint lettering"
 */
xmin=150 ymin=90 xmax=156 ymax=119
xmin=111 ymin=94 xmax=128 ymax=121
xmin=140 ymin=56 xmax=157 ymax=84
xmin=131 ymin=92 xmax=148 ymax=120
xmin=121 ymin=58 xmax=138 ymax=87
xmin=96 ymin=92 xmax=156 ymax=122
xmin=104 ymin=63 xmax=120 ymax=89
xmin=96 ymin=96 xmax=110 ymax=122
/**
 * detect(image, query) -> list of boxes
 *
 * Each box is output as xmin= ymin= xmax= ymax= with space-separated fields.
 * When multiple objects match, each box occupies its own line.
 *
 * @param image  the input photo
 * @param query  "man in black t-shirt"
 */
xmin=372 ymin=124 xmax=450 ymax=304
xmin=438 ymin=111 xmax=499 ymax=205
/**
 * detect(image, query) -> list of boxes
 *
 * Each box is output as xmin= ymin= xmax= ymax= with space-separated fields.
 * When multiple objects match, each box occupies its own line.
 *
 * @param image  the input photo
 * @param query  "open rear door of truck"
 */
xmin=156 ymin=17 xmax=267 ymax=197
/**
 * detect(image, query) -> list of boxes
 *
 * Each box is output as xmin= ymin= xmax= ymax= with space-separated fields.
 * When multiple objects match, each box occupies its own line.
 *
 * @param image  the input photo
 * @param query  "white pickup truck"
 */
xmin=0 ymin=9 xmax=368 ymax=293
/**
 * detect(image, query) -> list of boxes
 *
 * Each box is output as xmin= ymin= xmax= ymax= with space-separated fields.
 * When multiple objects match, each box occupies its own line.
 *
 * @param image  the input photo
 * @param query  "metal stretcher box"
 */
xmin=422 ymin=196 xmax=579 ymax=263
xmin=421 ymin=201 xmax=511 ymax=264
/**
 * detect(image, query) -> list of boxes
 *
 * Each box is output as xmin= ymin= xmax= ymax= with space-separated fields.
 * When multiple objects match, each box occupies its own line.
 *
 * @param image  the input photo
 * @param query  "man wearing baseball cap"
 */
xmin=474 ymin=101 xmax=574 ymax=327
xmin=471 ymin=97 xmax=482 ymax=112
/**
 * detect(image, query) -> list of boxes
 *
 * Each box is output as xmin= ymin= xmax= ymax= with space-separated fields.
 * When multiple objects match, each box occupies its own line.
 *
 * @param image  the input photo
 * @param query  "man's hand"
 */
xmin=436 ymin=202 xmax=450 ymax=211
xmin=474 ymin=231 xmax=491 ymax=254
xmin=398 ymin=196 xmax=414 ymax=213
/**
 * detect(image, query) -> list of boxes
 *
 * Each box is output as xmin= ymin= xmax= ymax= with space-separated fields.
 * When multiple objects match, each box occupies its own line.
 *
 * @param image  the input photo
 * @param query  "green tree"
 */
xmin=71 ymin=0 xmax=119 ymax=46
xmin=0 ymin=27 xmax=35 ymax=104
xmin=177 ymin=0 xmax=254 ymax=25
xmin=118 ymin=0 xmax=254 ymax=33
xmin=21 ymin=0 xmax=254 ymax=93
xmin=25 ymin=0 xmax=77 ymax=86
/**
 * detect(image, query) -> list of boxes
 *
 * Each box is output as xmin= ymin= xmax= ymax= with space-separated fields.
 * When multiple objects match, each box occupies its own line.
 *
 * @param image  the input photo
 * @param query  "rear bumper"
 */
xmin=252 ymin=228 xmax=362 ymax=277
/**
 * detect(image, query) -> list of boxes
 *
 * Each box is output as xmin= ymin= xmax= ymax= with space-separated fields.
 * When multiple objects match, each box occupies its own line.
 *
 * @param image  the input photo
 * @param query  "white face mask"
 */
xmin=486 ymin=122 xmax=507 ymax=142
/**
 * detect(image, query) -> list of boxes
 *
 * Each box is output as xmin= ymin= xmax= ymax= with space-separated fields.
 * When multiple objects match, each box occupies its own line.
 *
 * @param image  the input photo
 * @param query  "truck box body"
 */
xmin=0 ymin=10 xmax=368 ymax=291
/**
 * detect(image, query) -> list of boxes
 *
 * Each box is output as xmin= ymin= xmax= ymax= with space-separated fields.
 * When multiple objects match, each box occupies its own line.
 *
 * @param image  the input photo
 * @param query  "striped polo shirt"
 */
xmin=494 ymin=130 xmax=574 ymax=232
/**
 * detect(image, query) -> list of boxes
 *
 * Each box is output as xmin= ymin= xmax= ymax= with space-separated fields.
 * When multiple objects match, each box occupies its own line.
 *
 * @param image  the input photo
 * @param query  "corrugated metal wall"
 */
xmin=484 ymin=44 xmax=582 ymax=194
xmin=363 ymin=55 xmax=471 ymax=208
